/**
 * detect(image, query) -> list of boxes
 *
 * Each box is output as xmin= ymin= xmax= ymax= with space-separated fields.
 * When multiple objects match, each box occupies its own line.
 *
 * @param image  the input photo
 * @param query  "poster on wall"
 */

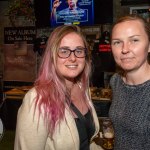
xmin=3 ymin=44 xmax=37 ymax=82
xmin=3 ymin=27 xmax=37 ymax=82
xmin=4 ymin=27 xmax=36 ymax=44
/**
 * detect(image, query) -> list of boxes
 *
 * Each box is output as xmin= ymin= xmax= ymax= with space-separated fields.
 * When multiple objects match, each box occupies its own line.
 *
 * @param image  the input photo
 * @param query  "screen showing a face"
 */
xmin=50 ymin=0 xmax=94 ymax=27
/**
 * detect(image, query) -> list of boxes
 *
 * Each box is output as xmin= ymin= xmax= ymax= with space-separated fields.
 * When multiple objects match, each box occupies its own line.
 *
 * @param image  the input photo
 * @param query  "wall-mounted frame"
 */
xmin=130 ymin=6 xmax=150 ymax=22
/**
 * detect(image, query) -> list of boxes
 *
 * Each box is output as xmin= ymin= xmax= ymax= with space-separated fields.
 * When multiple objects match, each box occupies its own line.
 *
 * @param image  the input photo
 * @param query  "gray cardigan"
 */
xmin=109 ymin=73 xmax=150 ymax=150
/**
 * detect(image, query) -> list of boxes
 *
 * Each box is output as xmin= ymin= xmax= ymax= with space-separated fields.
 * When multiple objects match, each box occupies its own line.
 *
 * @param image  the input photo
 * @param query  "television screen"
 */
xmin=50 ymin=0 xmax=94 ymax=27
xmin=34 ymin=0 xmax=113 ymax=28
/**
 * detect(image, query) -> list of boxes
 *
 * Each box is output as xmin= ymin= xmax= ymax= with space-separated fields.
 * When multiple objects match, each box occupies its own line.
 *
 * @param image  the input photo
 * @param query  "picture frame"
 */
xmin=130 ymin=6 xmax=150 ymax=22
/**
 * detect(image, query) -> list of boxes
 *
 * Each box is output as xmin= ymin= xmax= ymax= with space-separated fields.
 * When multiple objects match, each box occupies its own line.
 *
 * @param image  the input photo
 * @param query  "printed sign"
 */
xmin=4 ymin=27 xmax=36 ymax=44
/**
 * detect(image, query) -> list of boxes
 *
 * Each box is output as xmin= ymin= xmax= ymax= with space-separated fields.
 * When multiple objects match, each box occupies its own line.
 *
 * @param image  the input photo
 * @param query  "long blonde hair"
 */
xmin=34 ymin=25 xmax=91 ymax=136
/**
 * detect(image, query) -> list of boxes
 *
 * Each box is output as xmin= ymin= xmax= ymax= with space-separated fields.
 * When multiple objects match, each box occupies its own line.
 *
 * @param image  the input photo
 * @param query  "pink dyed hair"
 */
xmin=34 ymin=25 xmax=91 ymax=136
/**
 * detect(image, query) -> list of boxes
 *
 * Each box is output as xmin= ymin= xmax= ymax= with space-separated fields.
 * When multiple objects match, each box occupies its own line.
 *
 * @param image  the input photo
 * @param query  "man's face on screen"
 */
xmin=67 ymin=0 xmax=78 ymax=9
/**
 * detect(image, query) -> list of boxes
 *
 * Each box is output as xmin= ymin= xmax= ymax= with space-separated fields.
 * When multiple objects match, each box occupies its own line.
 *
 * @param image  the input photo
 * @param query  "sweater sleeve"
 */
xmin=14 ymin=88 xmax=49 ymax=150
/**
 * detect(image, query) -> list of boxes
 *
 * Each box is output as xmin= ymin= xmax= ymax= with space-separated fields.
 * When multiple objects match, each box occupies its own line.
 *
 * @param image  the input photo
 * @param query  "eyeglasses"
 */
xmin=58 ymin=47 xmax=87 ymax=58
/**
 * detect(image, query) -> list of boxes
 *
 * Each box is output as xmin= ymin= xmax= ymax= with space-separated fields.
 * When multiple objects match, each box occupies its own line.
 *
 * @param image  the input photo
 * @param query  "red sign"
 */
xmin=99 ymin=44 xmax=111 ymax=52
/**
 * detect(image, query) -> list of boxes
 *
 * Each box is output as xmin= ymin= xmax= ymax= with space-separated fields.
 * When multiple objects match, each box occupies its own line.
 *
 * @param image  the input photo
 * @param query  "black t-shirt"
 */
xmin=75 ymin=110 xmax=95 ymax=150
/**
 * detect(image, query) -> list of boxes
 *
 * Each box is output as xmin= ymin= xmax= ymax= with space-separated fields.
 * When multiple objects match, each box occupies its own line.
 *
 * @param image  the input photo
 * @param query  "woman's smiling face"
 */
xmin=56 ymin=32 xmax=86 ymax=82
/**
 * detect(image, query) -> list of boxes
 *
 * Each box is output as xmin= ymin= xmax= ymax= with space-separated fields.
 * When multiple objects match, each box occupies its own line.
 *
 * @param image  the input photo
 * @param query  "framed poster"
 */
xmin=130 ymin=6 xmax=150 ymax=22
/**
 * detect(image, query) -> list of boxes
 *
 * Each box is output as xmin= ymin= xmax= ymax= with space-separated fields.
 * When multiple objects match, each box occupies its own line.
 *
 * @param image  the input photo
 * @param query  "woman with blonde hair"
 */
xmin=14 ymin=25 xmax=102 ymax=150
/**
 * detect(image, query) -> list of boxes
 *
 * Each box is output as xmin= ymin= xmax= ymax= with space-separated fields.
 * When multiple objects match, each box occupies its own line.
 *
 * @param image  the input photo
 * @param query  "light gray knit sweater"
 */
xmin=109 ymin=73 xmax=150 ymax=150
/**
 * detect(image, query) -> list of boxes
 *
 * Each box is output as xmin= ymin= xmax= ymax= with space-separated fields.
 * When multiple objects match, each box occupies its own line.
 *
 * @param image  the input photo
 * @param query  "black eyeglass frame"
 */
xmin=57 ymin=47 xmax=87 ymax=58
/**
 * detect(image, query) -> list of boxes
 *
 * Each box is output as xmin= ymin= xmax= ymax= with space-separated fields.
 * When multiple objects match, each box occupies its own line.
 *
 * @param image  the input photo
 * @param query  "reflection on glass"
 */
xmin=102 ymin=118 xmax=114 ymax=150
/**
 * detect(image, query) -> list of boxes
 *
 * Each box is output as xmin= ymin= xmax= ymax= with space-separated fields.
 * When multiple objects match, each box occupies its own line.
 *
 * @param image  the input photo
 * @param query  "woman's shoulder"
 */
xmin=22 ymin=87 xmax=37 ymax=106
xmin=16 ymin=88 xmax=37 ymax=124
xmin=110 ymin=73 xmax=120 ymax=83
xmin=110 ymin=73 xmax=122 ymax=88
xmin=25 ymin=87 xmax=37 ymax=96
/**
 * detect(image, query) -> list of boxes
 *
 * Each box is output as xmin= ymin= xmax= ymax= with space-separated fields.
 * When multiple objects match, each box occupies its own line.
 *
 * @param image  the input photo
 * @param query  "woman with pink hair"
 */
xmin=14 ymin=25 xmax=102 ymax=150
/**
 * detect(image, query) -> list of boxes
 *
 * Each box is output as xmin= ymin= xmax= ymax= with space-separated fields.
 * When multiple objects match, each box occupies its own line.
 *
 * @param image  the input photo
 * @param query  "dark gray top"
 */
xmin=109 ymin=73 xmax=150 ymax=150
